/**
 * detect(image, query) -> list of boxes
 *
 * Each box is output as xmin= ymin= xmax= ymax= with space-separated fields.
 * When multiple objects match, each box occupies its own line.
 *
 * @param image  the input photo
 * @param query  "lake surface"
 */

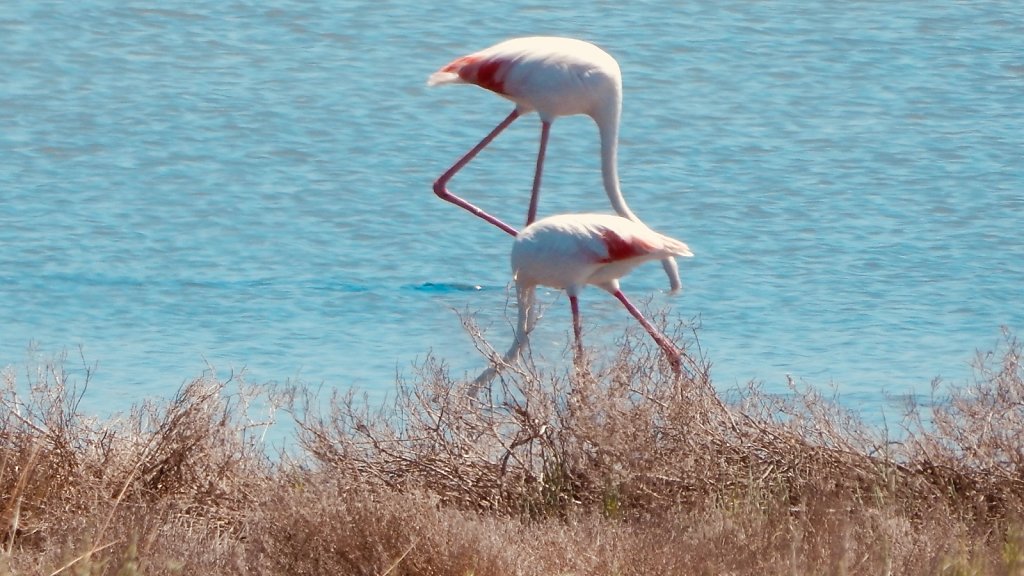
xmin=2 ymin=0 xmax=1022 ymax=422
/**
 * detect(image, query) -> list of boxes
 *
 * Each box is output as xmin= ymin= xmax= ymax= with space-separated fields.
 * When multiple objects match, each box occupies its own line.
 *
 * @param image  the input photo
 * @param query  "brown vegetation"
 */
xmin=2 ymin=325 xmax=1023 ymax=575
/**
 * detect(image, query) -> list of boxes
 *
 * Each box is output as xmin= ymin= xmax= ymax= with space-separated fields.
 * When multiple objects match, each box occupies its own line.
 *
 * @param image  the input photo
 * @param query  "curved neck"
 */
xmin=597 ymin=102 xmax=637 ymax=222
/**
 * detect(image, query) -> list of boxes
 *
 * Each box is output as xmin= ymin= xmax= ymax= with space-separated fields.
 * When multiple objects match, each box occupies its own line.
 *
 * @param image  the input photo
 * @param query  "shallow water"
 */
xmin=2 ymin=0 xmax=1022 ymax=422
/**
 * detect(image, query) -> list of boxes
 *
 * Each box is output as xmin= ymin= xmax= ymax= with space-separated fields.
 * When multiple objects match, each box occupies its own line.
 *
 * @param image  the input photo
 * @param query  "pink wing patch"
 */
xmin=599 ymin=229 xmax=656 ymax=263
xmin=441 ymin=55 xmax=508 ymax=95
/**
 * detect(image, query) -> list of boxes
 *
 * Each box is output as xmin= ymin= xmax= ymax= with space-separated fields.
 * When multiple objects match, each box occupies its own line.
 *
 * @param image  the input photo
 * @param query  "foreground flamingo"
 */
xmin=429 ymin=36 xmax=682 ymax=292
xmin=473 ymin=213 xmax=693 ymax=390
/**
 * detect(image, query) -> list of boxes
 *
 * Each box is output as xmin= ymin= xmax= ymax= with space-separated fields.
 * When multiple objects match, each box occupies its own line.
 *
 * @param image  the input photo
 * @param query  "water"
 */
xmin=2 ymin=1 xmax=1022 ymax=422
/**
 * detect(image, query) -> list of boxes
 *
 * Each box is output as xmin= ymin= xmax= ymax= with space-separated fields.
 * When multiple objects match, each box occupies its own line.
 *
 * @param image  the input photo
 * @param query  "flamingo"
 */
xmin=473 ymin=213 xmax=693 ymax=389
xmin=428 ymin=36 xmax=683 ymax=292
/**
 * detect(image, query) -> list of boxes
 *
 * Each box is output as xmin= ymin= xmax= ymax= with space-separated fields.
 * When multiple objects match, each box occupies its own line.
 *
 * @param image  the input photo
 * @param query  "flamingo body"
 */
xmin=473 ymin=213 xmax=692 ymax=391
xmin=428 ymin=36 xmax=621 ymax=122
xmin=429 ymin=36 xmax=683 ymax=291
xmin=512 ymin=213 xmax=692 ymax=297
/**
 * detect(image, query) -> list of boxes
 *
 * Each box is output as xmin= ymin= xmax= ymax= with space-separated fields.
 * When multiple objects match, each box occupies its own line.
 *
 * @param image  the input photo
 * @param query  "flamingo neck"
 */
xmin=596 ymin=100 xmax=685 ymax=294
xmin=597 ymin=106 xmax=638 ymax=222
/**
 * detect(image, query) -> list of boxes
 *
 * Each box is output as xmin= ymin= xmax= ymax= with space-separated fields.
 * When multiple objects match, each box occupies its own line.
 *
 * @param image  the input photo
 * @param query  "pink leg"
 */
xmin=569 ymin=294 xmax=584 ymax=359
xmin=612 ymin=290 xmax=682 ymax=374
xmin=525 ymin=121 xmax=551 ymax=226
xmin=433 ymin=109 xmax=521 ymax=237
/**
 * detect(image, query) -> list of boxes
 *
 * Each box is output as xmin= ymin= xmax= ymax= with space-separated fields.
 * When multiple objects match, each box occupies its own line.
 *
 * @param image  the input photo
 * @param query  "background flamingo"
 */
xmin=428 ymin=36 xmax=683 ymax=292
xmin=473 ymin=213 xmax=693 ymax=390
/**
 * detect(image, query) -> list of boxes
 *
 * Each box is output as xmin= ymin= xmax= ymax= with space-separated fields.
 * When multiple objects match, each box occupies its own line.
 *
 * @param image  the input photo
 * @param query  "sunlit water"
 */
xmin=2 ymin=1 xmax=1022 ymax=425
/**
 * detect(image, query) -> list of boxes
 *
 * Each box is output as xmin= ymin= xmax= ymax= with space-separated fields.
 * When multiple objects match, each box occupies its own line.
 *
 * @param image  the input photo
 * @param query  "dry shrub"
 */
xmin=0 ymin=356 xmax=278 ymax=574
xmin=295 ymin=313 xmax=728 ymax=516
xmin=296 ymin=319 xmax=1024 ymax=573
xmin=901 ymin=328 xmax=1024 ymax=522
xmin=244 ymin=474 xmax=525 ymax=576
xmin=296 ymin=315 xmax=885 ymax=518
xmin=2 ymin=323 xmax=1024 ymax=575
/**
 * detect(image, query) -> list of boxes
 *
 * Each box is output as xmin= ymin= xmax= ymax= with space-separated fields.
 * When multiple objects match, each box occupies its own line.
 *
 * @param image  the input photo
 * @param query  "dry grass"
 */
xmin=2 ymin=324 xmax=1024 ymax=575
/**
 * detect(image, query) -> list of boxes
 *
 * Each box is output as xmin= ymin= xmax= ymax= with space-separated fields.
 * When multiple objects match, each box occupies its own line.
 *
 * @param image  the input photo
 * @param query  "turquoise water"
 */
xmin=2 ymin=1 xmax=1022 ymax=419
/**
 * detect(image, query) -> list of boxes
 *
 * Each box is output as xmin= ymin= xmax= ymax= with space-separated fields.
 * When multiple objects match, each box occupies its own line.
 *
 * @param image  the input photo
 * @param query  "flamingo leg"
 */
xmin=525 ymin=121 xmax=551 ymax=226
xmin=611 ymin=290 xmax=682 ymax=374
xmin=433 ymin=109 xmax=522 ymax=237
xmin=569 ymin=294 xmax=584 ymax=359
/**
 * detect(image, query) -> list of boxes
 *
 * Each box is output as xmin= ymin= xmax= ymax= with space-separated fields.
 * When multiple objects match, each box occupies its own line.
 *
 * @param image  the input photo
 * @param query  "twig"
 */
xmin=378 ymin=539 xmax=418 ymax=576
xmin=47 ymin=540 xmax=120 ymax=576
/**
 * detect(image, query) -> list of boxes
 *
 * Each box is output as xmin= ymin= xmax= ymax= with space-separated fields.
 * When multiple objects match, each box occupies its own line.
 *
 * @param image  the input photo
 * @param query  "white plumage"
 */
xmin=428 ymin=37 xmax=621 ymax=121
xmin=512 ymin=214 xmax=692 ymax=295
xmin=429 ymin=36 xmax=682 ymax=291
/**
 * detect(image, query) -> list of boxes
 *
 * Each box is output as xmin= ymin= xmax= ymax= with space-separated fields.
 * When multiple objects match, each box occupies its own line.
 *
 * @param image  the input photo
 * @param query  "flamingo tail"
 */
xmin=427 ymin=70 xmax=464 ymax=87
xmin=661 ymin=236 xmax=694 ymax=259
